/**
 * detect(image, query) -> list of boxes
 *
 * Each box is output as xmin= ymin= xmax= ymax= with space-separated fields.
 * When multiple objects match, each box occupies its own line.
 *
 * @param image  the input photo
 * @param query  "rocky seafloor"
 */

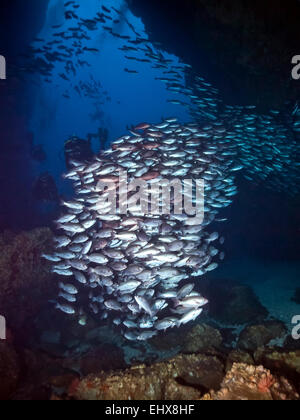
xmin=0 ymin=227 xmax=300 ymax=400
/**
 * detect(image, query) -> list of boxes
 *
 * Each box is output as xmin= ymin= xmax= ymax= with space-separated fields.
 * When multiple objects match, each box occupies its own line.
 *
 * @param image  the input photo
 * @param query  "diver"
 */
xmin=87 ymin=127 xmax=109 ymax=152
xmin=32 ymin=172 xmax=59 ymax=203
xmin=64 ymin=135 xmax=94 ymax=169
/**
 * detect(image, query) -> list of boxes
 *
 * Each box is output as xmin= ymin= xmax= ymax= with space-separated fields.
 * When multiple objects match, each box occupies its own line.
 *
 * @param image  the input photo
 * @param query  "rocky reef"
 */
xmin=202 ymin=363 xmax=298 ymax=401
xmin=56 ymin=357 xmax=299 ymax=401
xmin=67 ymin=354 xmax=224 ymax=400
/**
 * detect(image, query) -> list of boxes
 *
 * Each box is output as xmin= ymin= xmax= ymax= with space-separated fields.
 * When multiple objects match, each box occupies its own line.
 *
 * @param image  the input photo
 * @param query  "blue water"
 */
xmin=29 ymin=0 xmax=191 ymax=195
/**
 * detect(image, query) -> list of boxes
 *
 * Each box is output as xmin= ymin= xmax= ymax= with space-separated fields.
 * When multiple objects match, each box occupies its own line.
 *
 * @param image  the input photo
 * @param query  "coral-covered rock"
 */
xmin=0 ymin=341 xmax=20 ymax=400
xmin=68 ymin=354 xmax=225 ymax=400
xmin=164 ymin=379 xmax=202 ymax=400
xmin=255 ymin=349 xmax=300 ymax=376
xmin=202 ymin=363 xmax=299 ymax=401
xmin=238 ymin=321 xmax=287 ymax=352
xmin=183 ymin=324 xmax=223 ymax=353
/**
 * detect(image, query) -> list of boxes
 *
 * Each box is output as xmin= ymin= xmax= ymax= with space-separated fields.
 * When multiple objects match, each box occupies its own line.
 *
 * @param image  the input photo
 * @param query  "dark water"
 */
xmin=0 ymin=0 xmax=299 ymax=395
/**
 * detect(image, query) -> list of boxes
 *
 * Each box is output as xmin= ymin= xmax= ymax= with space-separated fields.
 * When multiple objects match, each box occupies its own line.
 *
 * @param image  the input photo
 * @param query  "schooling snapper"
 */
xmin=43 ymin=118 xmax=241 ymax=341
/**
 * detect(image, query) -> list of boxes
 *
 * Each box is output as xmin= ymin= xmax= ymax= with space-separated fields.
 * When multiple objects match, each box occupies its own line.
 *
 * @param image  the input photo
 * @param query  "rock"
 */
xmin=41 ymin=331 xmax=61 ymax=345
xmin=130 ymin=0 xmax=300 ymax=109
xmin=0 ymin=341 xmax=20 ymax=400
xmin=255 ymin=349 xmax=300 ymax=376
xmin=68 ymin=353 xmax=225 ymax=400
xmin=64 ymin=344 xmax=127 ymax=376
xmin=283 ymin=335 xmax=300 ymax=351
xmin=149 ymin=329 xmax=186 ymax=351
xmin=0 ymin=228 xmax=55 ymax=336
xmin=33 ymin=305 xmax=99 ymax=356
xmin=164 ymin=378 xmax=202 ymax=400
xmin=226 ymin=350 xmax=254 ymax=371
xmin=201 ymin=281 xmax=268 ymax=325
xmin=12 ymin=348 xmax=75 ymax=400
xmin=291 ymin=288 xmax=300 ymax=305
xmin=183 ymin=324 xmax=223 ymax=353
xmin=220 ymin=328 xmax=238 ymax=347
xmin=238 ymin=321 xmax=287 ymax=352
xmin=202 ymin=363 xmax=299 ymax=401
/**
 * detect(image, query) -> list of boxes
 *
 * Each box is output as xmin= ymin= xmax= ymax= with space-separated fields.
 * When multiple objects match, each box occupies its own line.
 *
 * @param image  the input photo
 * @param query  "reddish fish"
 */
xmin=147 ymin=131 xmax=163 ymax=138
xmin=141 ymin=171 xmax=160 ymax=181
xmin=134 ymin=122 xmax=151 ymax=131
xmin=143 ymin=142 xmax=160 ymax=150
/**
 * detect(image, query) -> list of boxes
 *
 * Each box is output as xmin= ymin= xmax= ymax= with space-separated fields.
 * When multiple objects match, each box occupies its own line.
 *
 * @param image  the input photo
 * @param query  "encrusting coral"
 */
xmin=67 ymin=353 xmax=224 ymax=400
xmin=202 ymin=363 xmax=299 ymax=400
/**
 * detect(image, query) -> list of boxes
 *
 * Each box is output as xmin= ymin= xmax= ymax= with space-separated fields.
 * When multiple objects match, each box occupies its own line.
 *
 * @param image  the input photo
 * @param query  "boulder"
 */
xmin=238 ymin=321 xmax=287 ymax=352
xmin=183 ymin=324 xmax=223 ymax=353
xmin=202 ymin=363 xmax=299 ymax=401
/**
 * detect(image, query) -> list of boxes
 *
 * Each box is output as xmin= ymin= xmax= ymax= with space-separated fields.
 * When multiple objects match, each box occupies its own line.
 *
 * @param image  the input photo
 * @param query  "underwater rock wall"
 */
xmin=0 ymin=0 xmax=50 ymax=231
xmin=0 ymin=228 xmax=55 ymax=335
xmin=129 ymin=0 xmax=300 ymax=109
xmin=0 ymin=0 xmax=49 ymax=55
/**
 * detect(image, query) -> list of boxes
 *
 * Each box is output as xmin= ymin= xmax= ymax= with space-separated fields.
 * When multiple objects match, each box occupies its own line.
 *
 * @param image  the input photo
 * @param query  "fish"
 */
xmin=155 ymin=318 xmax=178 ymax=331
xmin=137 ymin=331 xmax=157 ymax=341
xmin=59 ymin=283 xmax=78 ymax=295
xmin=104 ymin=300 xmax=122 ymax=311
xmin=73 ymin=271 xmax=87 ymax=284
xmin=56 ymin=303 xmax=76 ymax=315
xmin=124 ymin=68 xmax=138 ymax=74
xmin=134 ymin=296 xmax=153 ymax=317
xmin=59 ymin=291 xmax=77 ymax=303
xmin=177 ymin=284 xmax=195 ymax=299
xmin=42 ymin=254 xmax=61 ymax=262
xmin=87 ymin=253 xmax=108 ymax=264
xmin=175 ymin=295 xmax=209 ymax=309
xmin=52 ymin=268 xmax=73 ymax=276
xmin=178 ymin=308 xmax=203 ymax=325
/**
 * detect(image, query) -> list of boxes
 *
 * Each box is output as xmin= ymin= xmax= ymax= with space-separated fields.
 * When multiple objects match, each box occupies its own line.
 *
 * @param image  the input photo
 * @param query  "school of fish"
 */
xmin=42 ymin=118 xmax=241 ymax=341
